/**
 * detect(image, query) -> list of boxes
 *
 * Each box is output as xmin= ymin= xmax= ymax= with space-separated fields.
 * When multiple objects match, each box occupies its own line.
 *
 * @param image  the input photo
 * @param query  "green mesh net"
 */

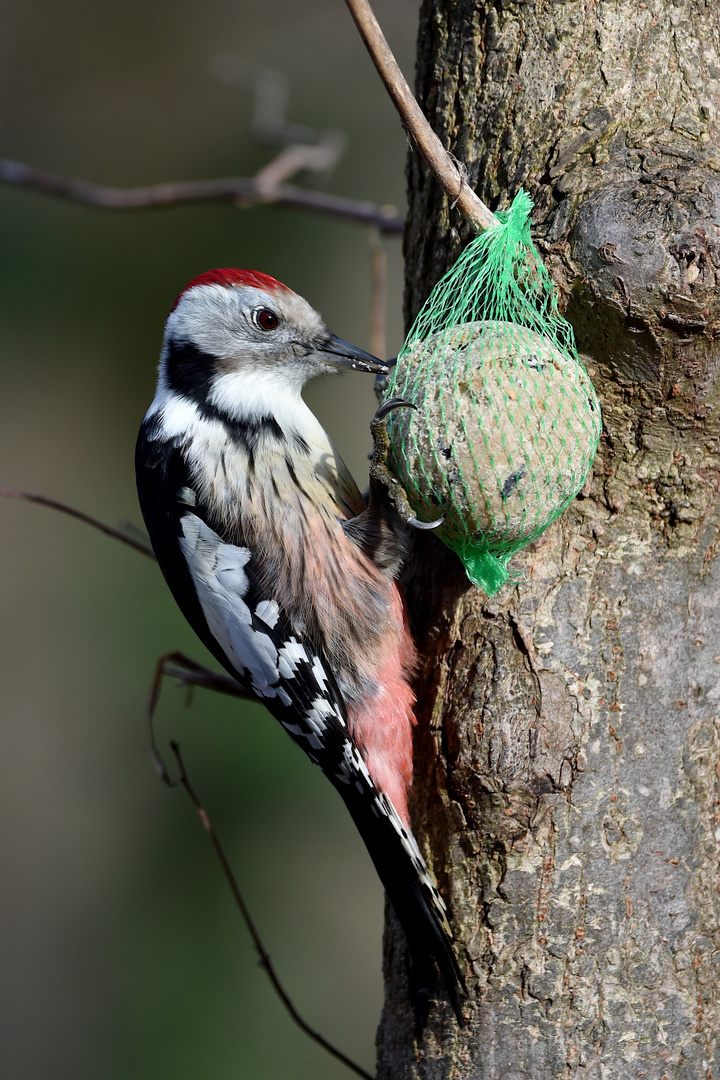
xmin=384 ymin=189 xmax=602 ymax=596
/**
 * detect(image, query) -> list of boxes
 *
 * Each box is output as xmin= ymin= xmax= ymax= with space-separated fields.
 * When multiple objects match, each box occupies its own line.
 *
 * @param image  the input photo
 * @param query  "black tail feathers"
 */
xmin=343 ymin=782 xmax=467 ymax=1026
xmin=391 ymin=877 xmax=467 ymax=1028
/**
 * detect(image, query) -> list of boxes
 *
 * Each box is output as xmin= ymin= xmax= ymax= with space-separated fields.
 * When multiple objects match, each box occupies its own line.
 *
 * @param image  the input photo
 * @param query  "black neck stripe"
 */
xmin=164 ymin=338 xmax=214 ymax=404
xmin=164 ymin=339 xmax=311 ymax=456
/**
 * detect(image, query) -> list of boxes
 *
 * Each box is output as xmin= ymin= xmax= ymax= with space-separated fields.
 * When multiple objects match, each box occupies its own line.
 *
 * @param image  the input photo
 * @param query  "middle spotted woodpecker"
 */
xmin=135 ymin=268 xmax=466 ymax=1021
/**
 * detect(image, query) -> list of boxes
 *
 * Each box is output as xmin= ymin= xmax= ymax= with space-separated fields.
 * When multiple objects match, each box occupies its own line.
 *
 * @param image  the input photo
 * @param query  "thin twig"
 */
xmin=169 ymin=741 xmax=375 ymax=1080
xmin=344 ymin=0 xmax=497 ymax=234
xmin=0 ymin=158 xmax=404 ymax=233
xmin=161 ymin=656 xmax=251 ymax=701
xmin=0 ymin=486 xmax=155 ymax=559
xmin=146 ymin=651 xmax=253 ymax=783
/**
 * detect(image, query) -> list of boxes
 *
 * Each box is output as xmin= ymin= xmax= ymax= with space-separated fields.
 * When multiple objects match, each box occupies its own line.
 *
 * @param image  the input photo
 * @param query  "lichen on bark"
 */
xmin=377 ymin=2 xmax=720 ymax=1077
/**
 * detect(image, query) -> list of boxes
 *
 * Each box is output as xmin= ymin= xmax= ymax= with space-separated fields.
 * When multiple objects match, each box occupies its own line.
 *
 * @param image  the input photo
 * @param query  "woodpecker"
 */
xmin=135 ymin=268 xmax=466 ymax=1021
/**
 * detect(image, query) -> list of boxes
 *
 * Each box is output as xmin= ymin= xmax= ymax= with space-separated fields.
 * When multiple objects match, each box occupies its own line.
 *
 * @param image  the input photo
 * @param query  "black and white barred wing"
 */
xmin=177 ymin=509 xmax=351 ymax=749
xmin=135 ymin=432 xmax=352 ymax=759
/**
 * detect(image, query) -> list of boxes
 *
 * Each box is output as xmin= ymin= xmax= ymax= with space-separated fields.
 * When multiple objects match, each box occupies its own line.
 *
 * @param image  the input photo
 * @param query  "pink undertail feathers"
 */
xmin=346 ymin=584 xmax=417 ymax=828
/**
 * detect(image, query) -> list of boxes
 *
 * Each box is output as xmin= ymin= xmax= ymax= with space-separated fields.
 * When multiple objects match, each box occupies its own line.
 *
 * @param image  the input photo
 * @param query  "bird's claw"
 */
xmin=408 ymin=514 xmax=444 ymax=531
xmin=369 ymin=399 xmax=444 ymax=531
xmin=372 ymin=397 xmax=417 ymax=424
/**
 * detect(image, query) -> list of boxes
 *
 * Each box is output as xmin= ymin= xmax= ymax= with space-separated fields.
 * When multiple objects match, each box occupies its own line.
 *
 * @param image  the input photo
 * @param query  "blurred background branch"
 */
xmin=0 ymin=56 xmax=403 ymax=228
xmin=0 ymin=157 xmax=404 ymax=231
xmin=0 ymin=486 xmax=156 ymax=558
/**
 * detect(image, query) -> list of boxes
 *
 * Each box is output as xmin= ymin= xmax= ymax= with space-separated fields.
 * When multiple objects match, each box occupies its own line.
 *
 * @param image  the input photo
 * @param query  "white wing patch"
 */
xmin=305 ymin=695 xmax=343 ymax=741
xmin=179 ymin=514 xmax=283 ymax=700
xmin=177 ymin=515 xmax=443 ymax=923
xmin=279 ymin=697 xmax=339 ymax=750
xmin=178 ymin=513 xmax=342 ymax=731
xmin=255 ymin=599 xmax=280 ymax=628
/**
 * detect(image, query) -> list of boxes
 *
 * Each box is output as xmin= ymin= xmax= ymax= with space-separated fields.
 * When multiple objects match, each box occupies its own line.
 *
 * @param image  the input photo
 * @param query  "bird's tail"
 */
xmin=259 ymin=639 xmax=466 ymax=1023
xmin=336 ymin=755 xmax=467 ymax=1025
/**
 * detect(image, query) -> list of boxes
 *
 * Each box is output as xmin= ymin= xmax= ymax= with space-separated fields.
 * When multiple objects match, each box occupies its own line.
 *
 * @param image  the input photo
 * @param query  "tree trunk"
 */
xmin=377 ymin=2 xmax=720 ymax=1076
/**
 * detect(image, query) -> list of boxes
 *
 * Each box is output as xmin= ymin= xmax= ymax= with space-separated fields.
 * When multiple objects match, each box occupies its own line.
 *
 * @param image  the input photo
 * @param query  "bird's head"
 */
xmin=158 ymin=268 xmax=388 ymax=421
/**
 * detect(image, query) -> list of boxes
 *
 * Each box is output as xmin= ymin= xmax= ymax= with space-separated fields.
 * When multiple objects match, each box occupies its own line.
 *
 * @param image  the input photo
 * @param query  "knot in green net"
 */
xmin=384 ymin=189 xmax=602 ymax=596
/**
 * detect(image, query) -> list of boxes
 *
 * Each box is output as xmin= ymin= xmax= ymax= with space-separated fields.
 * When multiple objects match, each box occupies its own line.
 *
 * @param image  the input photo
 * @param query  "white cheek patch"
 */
xmin=145 ymin=387 xmax=200 ymax=437
xmin=160 ymin=394 xmax=204 ymax=438
xmin=144 ymin=386 xmax=228 ymax=453
xmin=209 ymin=369 xmax=306 ymax=424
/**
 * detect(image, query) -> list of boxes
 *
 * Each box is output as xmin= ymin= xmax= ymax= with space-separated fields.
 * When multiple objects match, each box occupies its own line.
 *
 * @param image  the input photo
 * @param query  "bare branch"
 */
xmin=0 ymin=486 xmax=155 ymax=559
xmin=147 ymin=651 xmax=253 ymax=784
xmin=159 ymin=654 xmax=251 ymax=701
xmin=0 ymin=158 xmax=404 ymax=233
xmin=169 ymin=740 xmax=375 ymax=1080
xmin=344 ymin=0 xmax=497 ymax=233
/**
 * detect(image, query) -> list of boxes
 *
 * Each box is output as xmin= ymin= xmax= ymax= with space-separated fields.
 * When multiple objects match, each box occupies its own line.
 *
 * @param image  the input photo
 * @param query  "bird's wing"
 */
xmin=137 ymin=432 xmax=349 ymax=741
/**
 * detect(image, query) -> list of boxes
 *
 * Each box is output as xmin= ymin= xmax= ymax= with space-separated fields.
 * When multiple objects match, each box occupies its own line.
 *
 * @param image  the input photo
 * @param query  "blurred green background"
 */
xmin=0 ymin=2 xmax=417 ymax=1076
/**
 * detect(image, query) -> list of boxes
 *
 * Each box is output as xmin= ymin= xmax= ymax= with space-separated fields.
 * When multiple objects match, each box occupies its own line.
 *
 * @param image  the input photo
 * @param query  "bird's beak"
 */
xmin=322 ymin=334 xmax=390 ymax=375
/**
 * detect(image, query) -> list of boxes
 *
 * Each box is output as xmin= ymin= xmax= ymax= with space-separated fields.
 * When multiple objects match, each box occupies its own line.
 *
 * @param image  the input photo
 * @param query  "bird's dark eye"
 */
xmin=253 ymin=307 xmax=279 ymax=331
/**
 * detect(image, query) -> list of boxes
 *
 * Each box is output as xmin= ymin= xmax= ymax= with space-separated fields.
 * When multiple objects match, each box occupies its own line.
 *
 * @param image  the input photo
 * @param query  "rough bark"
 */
xmin=377 ymin=2 xmax=720 ymax=1077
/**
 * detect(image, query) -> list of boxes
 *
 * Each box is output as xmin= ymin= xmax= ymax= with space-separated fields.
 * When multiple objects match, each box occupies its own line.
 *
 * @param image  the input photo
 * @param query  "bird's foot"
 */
xmin=369 ymin=399 xmax=444 ymax=531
